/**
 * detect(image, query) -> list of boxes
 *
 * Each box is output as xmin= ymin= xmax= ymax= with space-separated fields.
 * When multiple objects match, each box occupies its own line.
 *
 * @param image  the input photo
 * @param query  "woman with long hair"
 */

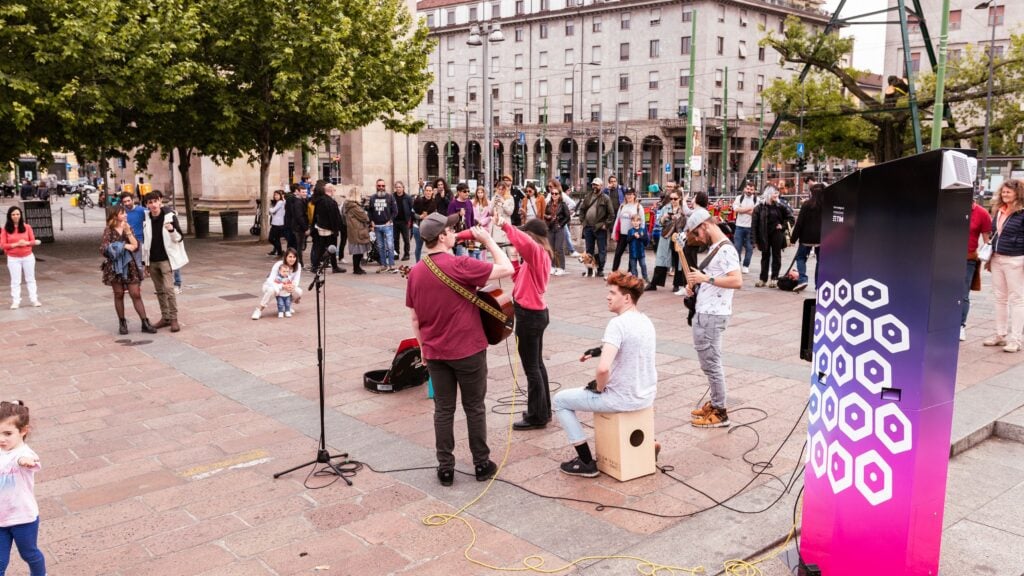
xmin=471 ymin=186 xmax=492 ymax=260
xmin=499 ymin=217 xmax=554 ymax=431
xmin=611 ymin=188 xmax=644 ymax=273
xmin=267 ymin=189 xmax=287 ymax=256
xmin=646 ymin=192 xmax=684 ymax=291
xmin=984 ymin=179 xmax=1024 ymax=352
xmin=343 ymin=186 xmax=374 ymax=274
xmin=521 ymin=182 xmax=545 ymax=222
xmin=790 ymin=183 xmax=824 ymax=291
xmin=100 ymin=206 xmax=157 ymax=333
xmin=491 ymin=180 xmax=517 ymax=261
xmin=251 ymin=248 xmax=303 ymax=320
xmin=433 ymin=177 xmax=451 ymax=215
xmin=752 ymin=185 xmax=794 ymax=288
xmin=1 ymin=206 xmax=41 ymax=309
xmin=544 ymin=179 xmax=571 ymax=276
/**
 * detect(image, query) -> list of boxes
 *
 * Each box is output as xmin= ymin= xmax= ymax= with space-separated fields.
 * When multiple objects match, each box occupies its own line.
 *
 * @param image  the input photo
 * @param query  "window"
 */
xmin=910 ymin=51 xmax=921 ymax=72
xmin=539 ymin=0 xmax=549 ymax=10
xmin=591 ymin=104 xmax=601 ymax=122
xmin=737 ymin=72 xmax=744 ymax=91
xmin=493 ymin=114 xmax=500 ymax=127
xmin=682 ymin=10 xmax=693 ymax=23
xmin=566 ymin=20 xmax=575 ymax=36
xmin=717 ymin=4 xmax=725 ymax=23
xmin=757 ymin=74 xmax=765 ymax=93
xmin=758 ymin=46 xmax=765 ymax=61
xmin=680 ymin=36 xmax=692 ymax=55
xmin=778 ymin=18 xmax=785 ymax=34
xmin=591 ymin=75 xmax=601 ymax=93
xmin=759 ymin=14 xmax=767 ymax=29
xmin=540 ymin=23 xmax=549 ymax=39
xmin=564 ymin=77 xmax=573 ymax=95
xmin=592 ymin=45 xmax=602 ymax=63
xmin=739 ymin=40 xmax=747 ymax=59
xmin=427 ymin=114 xmax=435 ymax=129
xmin=619 ymin=73 xmax=629 ymax=91
xmin=649 ymin=71 xmax=659 ymax=89
xmin=515 ymin=0 xmax=524 ymax=15
xmin=678 ymin=99 xmax=688 ymax=118
xmin=469 ymin=89 xmax=477 ymax=102
xmin=740 ymin=9 xmax=748 ymax=27
xmin=515 ymin=82 xmax=524 ymax=98
xmin=447 ymin=87 xmax=455 ymax=102
xmin=469 ymin=59 xmax=477 ymax=75
xmin=446 ymin=9 xmax=455 ymax=25
xmin=491 ymin=56 xmax=499 ymax=74
xmin=427 ymin=63 xmax=435 ymax=76
xmin=621 ymin=12 xmax=631 ymax=30
xmin=426 ymin=14 xmax=434 ymax=27
xmin=715 ymin=36 xmax=724 ymax=55
xmin=515 ymin=54 xmax=524 ymax=70
xmin=949 ymin=48 xmax=962 ymax=62
xmin=492 ymin=87 xmax=499 ymax=99
xmin=713 ymin=98 xmax=722 ymax=118
xmin=648 ymin=101 xmax=658 ymax=120
xmin=650 ymin=8 xmax=661 ymax=26
xmin=491 ymin=2 xmax=500 ymax=18
xmin=650 ymin=39 xmax=660 ymax=58
xmin=617 ymin=102 xmax=629 ymax=119
xmin=620 ymin=42 xmax=630 ymax=61
xmin=539 ymin=51 xmax=548 ymax=68
xmin=564 ymin=106 xmax=573 ymax=123
xmin=565 ymin=48 xmax=575 ymax=66
xmin=715 ymin=68 xmax=723 ymax=88
xmin=948 ymin=10 xmax=961 ymax=30
xmin=736 ymin=102 xmax=745 ymax=120
xmin=514 ymin=109 xmax=523 ymax=124
xmin=539 ymin=110 xmax=548 ymax=124
xmin=593 ymin=16 xmax=602 ymax=33
xmin=427 ymin=89 xmax=434 ymax=104
xmin=539 ymin=79 xmax=548 ymax=96
xmin=989 ymin=5 xmax=1004 ymax=26
xmin=515 ymin=27 xmax=524 ymax=42
xmin=447 ymin=61 xmax=455 ymax=77
xmin=448 ymin=36 xmax=455 ymax=51
xmin=469 ymin=6 xmax=477 ymax=21
xmin=679 ymin=69 xmax=690 ymax=87
xmin=987 ymin=44 xmax=1005 ymax=59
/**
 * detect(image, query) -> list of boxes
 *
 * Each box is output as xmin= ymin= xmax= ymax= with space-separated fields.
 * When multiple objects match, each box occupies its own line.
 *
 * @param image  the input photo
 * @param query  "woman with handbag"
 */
xmin=752 ymin=185 xmax=794 ymax=288
xmin=984 ymin=179 xmax=1024 ymax=353
xmin=544 ymin=179 xmax=571 ymax=276
xmin=646 ymin=193 xmax=684 ymax=291
xmin=610 ymin=188 xmax=644 ymax=273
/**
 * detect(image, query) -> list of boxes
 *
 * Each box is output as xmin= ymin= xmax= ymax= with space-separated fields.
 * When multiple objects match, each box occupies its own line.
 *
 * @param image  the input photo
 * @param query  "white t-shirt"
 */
xmin=0 ymin=443 xmax=40 ymax=527
xmin=602 ymin=310 xmax=658 ymax=411
xmin=733 ymin=193 xmax=757 ymax=228
xmin=696 ymin=240 xmax=740 ymax=316
xmin=617 ymin=203 xmax=643 ymax=234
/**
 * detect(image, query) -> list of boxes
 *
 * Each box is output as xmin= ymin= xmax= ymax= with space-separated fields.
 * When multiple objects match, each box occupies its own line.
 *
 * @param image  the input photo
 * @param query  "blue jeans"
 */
xmin=564 ymin=224 xmax=575 ymax=253
xmin=962 ymin=259 xmax=979 ymax=326
xmin=0 ymin=518 xmax=46 ymax=576
xmin=629 ymin=254 xmax=648 ymax=279
xmin=553 ymin=387 xmax=620 ymax=445
xmin=583 ymin=227 xmax=608 ymax=272
xmin=374 ymin=224 xmax=395 ymax=267
xmin=413 ymin=224 xmax=423 ymax=261
xmin=733 ymin=225 xmax=754 ymax=267
xmin=795 ymin=243 xmax=819 ymax=285
xmin=173 ymin=268 xmax=182 ymax=288
xmin=276 ymin=295 xmax=292 ymax=313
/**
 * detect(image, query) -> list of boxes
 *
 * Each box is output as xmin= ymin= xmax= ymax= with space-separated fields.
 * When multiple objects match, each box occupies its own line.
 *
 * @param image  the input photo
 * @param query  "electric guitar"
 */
xmin=397 ymin=264 xmax=515 ymax=345
xmin=672 ymin=233 xmax=698 ymax=325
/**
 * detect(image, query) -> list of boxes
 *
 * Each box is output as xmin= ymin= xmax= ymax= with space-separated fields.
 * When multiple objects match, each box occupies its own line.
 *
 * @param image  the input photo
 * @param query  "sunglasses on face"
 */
xmin=670 ymin=197 xmax=680 ymax=201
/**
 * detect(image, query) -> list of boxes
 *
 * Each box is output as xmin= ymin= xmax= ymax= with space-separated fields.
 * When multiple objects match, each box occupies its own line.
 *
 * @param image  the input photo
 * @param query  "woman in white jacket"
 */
xmin=251 ymin=249 xmax=303 ymax=320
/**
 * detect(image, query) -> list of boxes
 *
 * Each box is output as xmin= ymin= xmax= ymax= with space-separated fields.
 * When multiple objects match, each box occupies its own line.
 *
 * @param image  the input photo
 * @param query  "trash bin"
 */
xmin=194 ymin=210 xmax=210 ymax=239
xmin=219 ymin=210 xmax=238 ymax=239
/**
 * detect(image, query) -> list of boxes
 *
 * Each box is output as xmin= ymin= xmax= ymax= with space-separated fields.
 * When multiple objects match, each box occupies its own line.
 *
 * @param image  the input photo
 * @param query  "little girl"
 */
xmin=0 ymin=401 xmax=46 ymax=576
xmin=275 ymin=262 xmax=294 ymax=318
xmin=627 ymin=214 xmax=649 ymax=281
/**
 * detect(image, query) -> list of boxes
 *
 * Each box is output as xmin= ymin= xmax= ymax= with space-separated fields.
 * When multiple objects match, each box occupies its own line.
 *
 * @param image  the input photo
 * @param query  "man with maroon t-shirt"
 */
xmin=963 ymin=196 xmax=993 ymax=341
xmin=406 ymin=213 xmax=515 ymax=486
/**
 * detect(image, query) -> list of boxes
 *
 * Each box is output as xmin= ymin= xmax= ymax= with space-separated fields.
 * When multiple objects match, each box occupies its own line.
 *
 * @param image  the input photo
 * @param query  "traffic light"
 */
xmin=796 ymin=157 xmax=807 ymax=172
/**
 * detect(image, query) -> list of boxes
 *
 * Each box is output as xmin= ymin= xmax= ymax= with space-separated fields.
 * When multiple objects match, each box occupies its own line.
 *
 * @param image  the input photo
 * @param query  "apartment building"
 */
xmin=417 ymin=0 xmax=831 ymax=193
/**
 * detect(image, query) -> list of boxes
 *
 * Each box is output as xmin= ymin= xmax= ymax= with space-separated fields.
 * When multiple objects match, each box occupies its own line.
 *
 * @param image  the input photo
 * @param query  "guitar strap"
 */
xmin=422 ymin=254 xmax=510 ymax=325
xmin=696 ymin=241 xmax=727 ymax=273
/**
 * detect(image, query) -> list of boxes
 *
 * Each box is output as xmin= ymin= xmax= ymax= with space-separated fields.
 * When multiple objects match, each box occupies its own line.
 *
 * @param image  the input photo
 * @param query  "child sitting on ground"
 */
xmin=627 ymin=213 xmax=649 ymax=281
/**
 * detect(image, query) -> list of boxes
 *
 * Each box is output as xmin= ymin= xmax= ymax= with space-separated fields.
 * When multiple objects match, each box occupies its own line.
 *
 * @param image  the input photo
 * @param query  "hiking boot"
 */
xmin=475 ymin=460 xmax=498 ymax=481
xmin=437 ymin=468 xmax=454 ymax=487
xmin=692 ymin=407 xmax=730 ymax=428
xmin=690 ymin=401 xmax=713 ymax=418
xmin=559 ymin=457 xmax=599 ymax=478
xmin=983 ymin=335 xmax=1007 ymax=347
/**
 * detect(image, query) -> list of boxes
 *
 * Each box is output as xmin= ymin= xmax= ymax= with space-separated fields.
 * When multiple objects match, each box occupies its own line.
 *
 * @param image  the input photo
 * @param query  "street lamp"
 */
xmin=567 ymin=61 xmax=600 ymax=192
xmin=975 ymin=0 xmax=999 ymax=188
xmin=467 ymin=21 xmax=504 ymax=194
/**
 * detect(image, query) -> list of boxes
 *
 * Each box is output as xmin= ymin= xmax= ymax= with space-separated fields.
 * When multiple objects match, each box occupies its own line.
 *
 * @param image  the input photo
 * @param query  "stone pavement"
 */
xmin=2 ymin=198 xmax=1023 ymax=576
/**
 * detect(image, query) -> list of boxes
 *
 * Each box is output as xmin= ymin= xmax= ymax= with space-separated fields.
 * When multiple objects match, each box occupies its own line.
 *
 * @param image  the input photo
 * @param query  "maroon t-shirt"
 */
xmin=406 ymin=252 xmax=494 ymax=361
xmin=968 ymin=203 xmax=993 ymax=254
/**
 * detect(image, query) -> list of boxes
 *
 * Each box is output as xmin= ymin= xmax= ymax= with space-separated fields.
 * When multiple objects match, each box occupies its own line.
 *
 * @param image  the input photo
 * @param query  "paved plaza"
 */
xmin=2 ymin=199 xmax=1024 ymax=575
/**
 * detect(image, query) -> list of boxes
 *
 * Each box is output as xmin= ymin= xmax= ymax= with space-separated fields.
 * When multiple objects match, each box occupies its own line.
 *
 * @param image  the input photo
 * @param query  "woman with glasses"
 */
xmin=521 ymin=182 xmax=546 ymax=222
xmin=646 ymin=193 xmax=684 ymax=291
xmin=544 ymin=180 xmax=571 ymax=276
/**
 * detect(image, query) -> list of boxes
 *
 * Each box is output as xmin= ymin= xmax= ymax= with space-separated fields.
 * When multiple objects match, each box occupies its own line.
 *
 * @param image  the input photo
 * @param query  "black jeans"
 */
xmin=393 ymin=220 xmax=411 ymax=258
xmin=759 ymin=229 xmax=785 ymax=281
xmin=611 ymin=231 xmax=629 ymax=272
xmin=515 ymin=305 xmax=550 ymax=424
xmin=427 ymin=350 xmax=491 ymax=470
xmin=310 ymin=232 xmax=338 ymax=270
xmin=583 ymin=227 xmax=608 ymax=272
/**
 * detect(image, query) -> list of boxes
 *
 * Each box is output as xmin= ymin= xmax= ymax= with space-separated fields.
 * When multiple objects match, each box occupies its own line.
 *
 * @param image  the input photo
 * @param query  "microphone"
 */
xmin=454 ymin=229 xmax=475 ymax=242
xmin=308 ymin=245 xmax=338 ymax=290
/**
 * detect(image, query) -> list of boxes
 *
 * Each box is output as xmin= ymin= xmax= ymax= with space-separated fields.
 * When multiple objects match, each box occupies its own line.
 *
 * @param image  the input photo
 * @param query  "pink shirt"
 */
xmin=502 ymin=222 xmax=550 ymax=311
xmin=0 ymin=224 xmax=36 ymax=258
xmin=0 ymin=443 xmax=40 ymax=527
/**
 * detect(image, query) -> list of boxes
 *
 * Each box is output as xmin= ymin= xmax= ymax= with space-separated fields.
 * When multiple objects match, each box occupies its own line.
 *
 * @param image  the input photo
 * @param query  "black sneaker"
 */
xmin=560 ymin=457 xmax=599 ymax=478
xmin=437 ymin=467 xmax=454 ymax=486
xmin=595 ymin=271 xmax=605 ymax=279
xmin=475 ymin=460 xmax=497 ymax=481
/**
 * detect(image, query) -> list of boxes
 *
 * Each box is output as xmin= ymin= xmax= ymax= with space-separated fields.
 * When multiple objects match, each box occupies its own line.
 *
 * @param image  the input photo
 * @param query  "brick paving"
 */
xmin=2 ymin=198 xmax=1022 ymax=575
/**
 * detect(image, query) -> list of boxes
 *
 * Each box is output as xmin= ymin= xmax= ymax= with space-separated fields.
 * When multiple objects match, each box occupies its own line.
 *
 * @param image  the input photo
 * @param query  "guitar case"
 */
xmin=363 ymin=337 xmax=429 ymax=393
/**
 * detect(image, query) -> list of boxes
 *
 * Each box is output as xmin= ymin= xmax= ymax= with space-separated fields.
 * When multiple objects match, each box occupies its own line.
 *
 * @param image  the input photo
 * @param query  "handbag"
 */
xmin=978 ymin=240 xmax=993 ymax=262
xmin=776 ymin=252 xmax=801 ymax=291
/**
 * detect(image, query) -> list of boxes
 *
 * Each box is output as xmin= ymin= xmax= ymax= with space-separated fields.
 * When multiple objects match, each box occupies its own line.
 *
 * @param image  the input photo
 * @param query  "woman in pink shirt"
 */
xmin=0 ymin=401 xmax=46 ymax=576
xmin=1 ymin=207 xmax=41 ymax=309
xmin=500 ymin=217 xmax=554 ymax=431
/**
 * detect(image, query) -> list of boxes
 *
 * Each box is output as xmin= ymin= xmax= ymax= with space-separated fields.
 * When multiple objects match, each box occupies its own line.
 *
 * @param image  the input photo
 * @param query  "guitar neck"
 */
xmin=672 ymin=236 xmax=693 ymax=276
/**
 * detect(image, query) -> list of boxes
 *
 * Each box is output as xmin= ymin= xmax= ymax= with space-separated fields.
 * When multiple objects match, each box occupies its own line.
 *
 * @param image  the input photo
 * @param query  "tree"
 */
xmin=760 ymin=16 xmax=1024 ymax=163
xmin=206 ymin=0 xmax=433 ymax=240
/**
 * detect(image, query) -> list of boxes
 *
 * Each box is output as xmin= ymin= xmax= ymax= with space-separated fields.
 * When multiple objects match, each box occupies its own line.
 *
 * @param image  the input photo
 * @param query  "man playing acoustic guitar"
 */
xmin=406 ymin=213 xmax=515 ymax=486
xmin=682 ymin=208 xmax=743 ymax=428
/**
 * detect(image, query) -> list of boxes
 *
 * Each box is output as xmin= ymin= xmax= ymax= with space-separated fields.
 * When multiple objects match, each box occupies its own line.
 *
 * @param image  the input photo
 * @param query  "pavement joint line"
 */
xmin=180 ymin=449 xmax=271 ymax=479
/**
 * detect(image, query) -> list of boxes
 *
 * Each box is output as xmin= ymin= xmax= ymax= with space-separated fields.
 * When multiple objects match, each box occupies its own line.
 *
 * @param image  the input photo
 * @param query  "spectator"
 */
xmin=1 ymin=206 xmax=41 ymax=309
xmin=962 ymin=195 xmax=993 ymax=341
xmin=343 ymin=187 xmax=373 ymax=275
xmin=141 ymin=191 xmax=188 ymax=331
xmin=752 ymin=185 xmax=794 ymax=288
xmin=577 ymin=178 xmax=615 ymax=278
xmin=543 ymin=180 xmax=571 ymax=276
xmin=984 ymin=179 xmax=1024 ymax=353
xmin=393 ymin=181 xmax=413 ymax=262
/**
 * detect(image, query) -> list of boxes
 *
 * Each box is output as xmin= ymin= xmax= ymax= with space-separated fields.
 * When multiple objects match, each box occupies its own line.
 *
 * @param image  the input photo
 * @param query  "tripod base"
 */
xmin=273 ymin=449 xmax=353 ymax=485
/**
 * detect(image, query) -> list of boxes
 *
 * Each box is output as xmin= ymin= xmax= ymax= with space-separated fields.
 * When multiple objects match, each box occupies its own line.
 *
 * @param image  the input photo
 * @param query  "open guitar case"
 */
xmin=363 ymin=337 xmax=430 ymax=393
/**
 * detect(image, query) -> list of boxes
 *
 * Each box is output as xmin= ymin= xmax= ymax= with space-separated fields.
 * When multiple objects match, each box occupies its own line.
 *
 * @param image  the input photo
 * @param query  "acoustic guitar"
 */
xmin=397 ymin=265 xmax=514 ymax=345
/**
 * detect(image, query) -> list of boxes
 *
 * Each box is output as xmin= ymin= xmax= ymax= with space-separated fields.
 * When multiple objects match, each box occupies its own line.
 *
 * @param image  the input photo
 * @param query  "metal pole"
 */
xmin=980 ymin=4 xmax=997 ymax=181
xmin=541 ymin=98 xmax=548 ymax=183
xmin=446 ymin=108 xmax=452 ymax=183
xmin=614 ymin=105 xmax=619 ymax=182
xmin=570 ymin=63 xmax=576 ymax=192
xmin=579 ymin=62 xmax=585 ymax=190
xmin=684 ymin=9 xmax=697 ymax=193
xmin=722 ymin=66 xmax=729 ymax=196
xmin=930 ymin=0 xmax=951 ymax=150
xmin=759 ymin=94 xmax=765 ymax=189
xmin=483 ymin=36 xmax=492 ymax=194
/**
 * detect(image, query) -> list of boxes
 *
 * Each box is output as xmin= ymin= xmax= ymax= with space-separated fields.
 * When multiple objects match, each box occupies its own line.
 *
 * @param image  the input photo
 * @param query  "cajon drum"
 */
xmin=594 ymin=407 xmax=656 ymax=481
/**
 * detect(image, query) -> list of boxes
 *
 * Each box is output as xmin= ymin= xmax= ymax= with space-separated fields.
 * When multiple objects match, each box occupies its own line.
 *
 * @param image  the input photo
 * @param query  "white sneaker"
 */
xmin=742 ymin=266 xmax=750 ymax=274
xmin=10 ymin=302 xmax=18 ymax=310
xmin=277 ymin=312 xmax=284 ymax=318
xmin=174 ymin=286 xmax=182 ymax=295
xmin=251 ymin=309 xmax=261 ymax=320
xmin=554 ymin=268 xmax=565 ymax=276
xmin=570 ymin=251 xmax=581 ymax=257
xmin=674 ymin=288 xmax=687 ymax=296
xmin=959 ymin=326 xmax=966 ymax=342
xmin=285 ymin=311 xmax=293 ymax=318
xmin=30 ymin=300 xmax=41 ymax=307
xmin=550 ymin=267 xmax=556 ymax=274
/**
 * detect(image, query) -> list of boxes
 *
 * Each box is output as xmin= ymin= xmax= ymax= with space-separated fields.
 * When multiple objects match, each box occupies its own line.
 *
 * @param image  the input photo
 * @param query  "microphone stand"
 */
xmin=274 ymin=249 xmax=352 ymax=485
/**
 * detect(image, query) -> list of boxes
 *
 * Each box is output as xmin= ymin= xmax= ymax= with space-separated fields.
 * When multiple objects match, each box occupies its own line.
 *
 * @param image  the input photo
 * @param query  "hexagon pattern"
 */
xmin=809 ymin=277 xmax=911 ymax=506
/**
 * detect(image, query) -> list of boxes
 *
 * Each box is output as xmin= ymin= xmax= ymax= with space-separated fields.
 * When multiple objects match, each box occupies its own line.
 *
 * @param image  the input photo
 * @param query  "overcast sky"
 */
xmin=825 ymin=0 xmax=888 ymax=74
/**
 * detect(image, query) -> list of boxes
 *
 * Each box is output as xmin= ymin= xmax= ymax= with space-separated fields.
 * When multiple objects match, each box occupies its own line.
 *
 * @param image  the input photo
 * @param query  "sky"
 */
xmin=825 ymin=0 xmax=889 ymax=74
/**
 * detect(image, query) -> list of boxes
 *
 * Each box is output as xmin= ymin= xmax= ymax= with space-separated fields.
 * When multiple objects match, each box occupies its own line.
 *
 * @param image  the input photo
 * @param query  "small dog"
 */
xmin=577 ymin=253 xmax=596 ymax=277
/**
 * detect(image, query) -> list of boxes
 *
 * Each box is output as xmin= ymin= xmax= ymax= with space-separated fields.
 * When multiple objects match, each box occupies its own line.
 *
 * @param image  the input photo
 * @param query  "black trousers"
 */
xmin=515 ymin=305 xmax=551 ymax=424
xmin=393 ymin=220 xmax=411 ymax=258
xmin=611 ymin=232 xmax=629 ymax=272
xmin=310 ymin=232 xmax=338 ymax=271
xmin=428 ymin=350 xmax=490 ymax=470
xmin=759 ymin=229 xmax=786 ymax=281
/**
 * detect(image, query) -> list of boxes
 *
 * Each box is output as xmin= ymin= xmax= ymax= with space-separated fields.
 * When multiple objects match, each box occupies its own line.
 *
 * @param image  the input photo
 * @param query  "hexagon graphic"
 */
xmin=841 ymin=310 xmax=872 ymax=347
xmin=853 ymin=279 xmax=890 ymax=310
xmin=827 ymin=441 xmax=854 ymax=494
xmin=873 ymin=314 xmax=911 ymax=354
xmin=818 ymin=281 xmax=835 ymax=308
xmin=825 ymin=310 xmax=843 ymax=342
xmin=875 ymin=404 xmax=913 ymax=454
xmin=821 ymin=387 xmax=839 ymax=431
xmin=855 ymin=350 xmax=892 ymax=394
xmin=811 ymin=430 xmax=828 ymax=478
xmin=835 ymin=279 xmax=853 ymax=307
xmin=816 ymin=345 xmax=832 ymax=380
xmin=838 ymin=392 xmax=873 ymax=442
xmin=831 ymin=346 xmax=854 ymax=387
xmin=808 ymin=385 xmax=822 ymax=425
xmin=814 ymin=311 xmax=825 ymax=341
xmin=855 ymin=450 xmax=893 ymax=506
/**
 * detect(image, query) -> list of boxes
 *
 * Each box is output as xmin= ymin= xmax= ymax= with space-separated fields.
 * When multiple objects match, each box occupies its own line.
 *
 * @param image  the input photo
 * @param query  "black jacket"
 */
xmin=284 ymin=193 xmax=308 ymax=233
xmin=995 ymin=208 xmax=1024 ymax=257
xmin=393 ymin=192 xmax=413 ymax=222
xmin=791 ymin=202 xmax=822 ymax=245
xmin=752 ymin=200 xmax=794 ymax=249
xmin=544 ymin=200 xmax=571 ymax=230
xmin=311 ymin=194 xmax=342 ymax=233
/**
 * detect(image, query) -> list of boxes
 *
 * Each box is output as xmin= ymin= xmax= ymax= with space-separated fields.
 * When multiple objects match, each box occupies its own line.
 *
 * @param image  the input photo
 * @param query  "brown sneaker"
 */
xmin=692 ymin=407 xmax=730 ymax=428
xmin=690 ymin=401 xmax=713 ymax=417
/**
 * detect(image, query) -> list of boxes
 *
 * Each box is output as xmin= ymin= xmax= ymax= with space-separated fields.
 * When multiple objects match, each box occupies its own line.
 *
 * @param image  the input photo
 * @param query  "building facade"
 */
xmin=416 ymin=0 xmax=831 ymax=194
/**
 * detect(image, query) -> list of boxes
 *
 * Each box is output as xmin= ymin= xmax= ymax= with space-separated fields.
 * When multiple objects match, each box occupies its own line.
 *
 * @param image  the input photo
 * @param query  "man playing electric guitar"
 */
xmin=682 ymin=208 xmax=743 ymax=428
xmin=406 ymin=213 xmax=515 ymax=487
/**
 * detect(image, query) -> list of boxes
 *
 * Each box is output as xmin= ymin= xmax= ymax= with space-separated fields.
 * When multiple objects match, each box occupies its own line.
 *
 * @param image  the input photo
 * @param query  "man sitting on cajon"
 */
xmin=552 ymin=271 xmax=658 ymax=477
